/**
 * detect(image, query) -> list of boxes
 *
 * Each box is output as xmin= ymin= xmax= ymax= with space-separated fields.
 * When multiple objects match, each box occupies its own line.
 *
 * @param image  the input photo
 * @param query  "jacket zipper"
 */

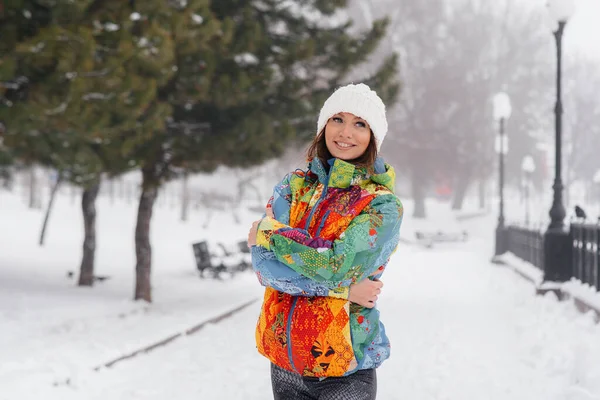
xmin=315 ymin=210 xmax=331 ymax=237
xmin=287 ymin=297 xmax=298 ymax=373
xmin=287 ymin=174 xmax=331 ymax=373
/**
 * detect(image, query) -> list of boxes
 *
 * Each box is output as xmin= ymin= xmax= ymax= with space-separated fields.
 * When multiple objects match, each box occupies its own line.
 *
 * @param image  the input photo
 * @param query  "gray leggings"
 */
xmin=271 ymin=364 xmax=377 ymax=400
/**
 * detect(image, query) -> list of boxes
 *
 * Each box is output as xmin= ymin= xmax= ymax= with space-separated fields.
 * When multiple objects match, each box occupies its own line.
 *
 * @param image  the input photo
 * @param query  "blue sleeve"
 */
xmin=252 ymin=246 xmax=349 ymax=298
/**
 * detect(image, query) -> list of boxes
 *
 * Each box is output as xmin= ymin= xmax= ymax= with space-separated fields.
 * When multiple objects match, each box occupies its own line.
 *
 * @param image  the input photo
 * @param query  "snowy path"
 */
xmin=44 ymin=238 xmax=600 ymax=400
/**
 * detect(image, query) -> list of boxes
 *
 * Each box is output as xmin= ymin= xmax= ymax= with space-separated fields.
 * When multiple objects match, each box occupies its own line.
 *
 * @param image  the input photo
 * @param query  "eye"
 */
xmin=355 ymin=121 xmax=366 ymax=128
xmin=332 ymin=116 xmax=343 ymax=123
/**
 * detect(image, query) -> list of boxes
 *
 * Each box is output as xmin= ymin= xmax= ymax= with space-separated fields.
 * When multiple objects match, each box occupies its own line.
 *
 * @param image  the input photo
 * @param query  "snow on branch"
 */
xmin=192 ymin=14 xmax=203 ymax=25
xmin=45 ymin=103 xmax=68 ymax=115
xmin=1 ymin=82 xmax=20 ymax=90
xmin=279 ymin=0 xmax=349 ymax=29
xmin=82 ymin=93 xmax=115 ymax=101
xmin=79 ymin=69 xmax=110 ymax=78
xmin=234 ymin=53 xmax=259 ymax=66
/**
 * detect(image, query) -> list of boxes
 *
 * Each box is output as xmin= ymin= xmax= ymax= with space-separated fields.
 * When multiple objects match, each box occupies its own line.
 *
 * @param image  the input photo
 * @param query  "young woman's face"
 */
xmin=324 ymin=112 xmax=371 ymax=161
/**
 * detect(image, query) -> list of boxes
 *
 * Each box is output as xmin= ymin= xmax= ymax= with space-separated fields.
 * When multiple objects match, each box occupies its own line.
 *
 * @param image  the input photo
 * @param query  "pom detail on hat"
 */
xmin=317 ymin=83 xmax=388 ymax=151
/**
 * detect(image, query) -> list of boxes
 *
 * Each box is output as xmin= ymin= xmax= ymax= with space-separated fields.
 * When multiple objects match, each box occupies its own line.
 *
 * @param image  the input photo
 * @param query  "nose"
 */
xmin=339 ymin=121 xmax=352 ymax=138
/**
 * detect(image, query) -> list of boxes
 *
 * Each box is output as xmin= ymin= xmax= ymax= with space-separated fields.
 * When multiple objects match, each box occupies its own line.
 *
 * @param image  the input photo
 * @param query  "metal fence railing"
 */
xmin=506 ymin=222 xmax=599 ymax=292
xmin=571 ymin=223 xmax=600 ymax=291
xmin=506 ymin=225 xmax=545 ymax=271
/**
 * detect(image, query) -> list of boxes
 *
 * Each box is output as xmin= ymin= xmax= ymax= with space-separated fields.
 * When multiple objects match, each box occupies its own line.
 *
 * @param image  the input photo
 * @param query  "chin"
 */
xmin=330 ymin=152 xmax=357 ymax=161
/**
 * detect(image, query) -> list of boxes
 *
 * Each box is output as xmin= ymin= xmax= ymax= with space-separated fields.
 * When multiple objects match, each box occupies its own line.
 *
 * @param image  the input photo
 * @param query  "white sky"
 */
xmin=552 ymin=0 xmax=600 ymax=60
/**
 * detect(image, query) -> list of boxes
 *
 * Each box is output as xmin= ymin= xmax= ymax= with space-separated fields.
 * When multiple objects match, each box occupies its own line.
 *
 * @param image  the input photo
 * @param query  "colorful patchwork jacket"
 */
xmin=251 ymin=157 xmax=403 ymax=378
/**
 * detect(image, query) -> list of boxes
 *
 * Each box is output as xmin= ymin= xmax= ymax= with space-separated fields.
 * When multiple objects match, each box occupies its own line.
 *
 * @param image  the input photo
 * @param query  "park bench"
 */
xmin=415 ymin=230 xmax=469 ymax=248
xmin=192 ymin=240 xmax=252 ymax=279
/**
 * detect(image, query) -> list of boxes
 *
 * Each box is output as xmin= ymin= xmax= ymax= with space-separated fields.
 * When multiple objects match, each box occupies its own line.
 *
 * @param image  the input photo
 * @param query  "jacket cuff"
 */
xmin=256 ymin=216 xmax=288 ymax=251
xmin=328 ymin=286 xmax=349 ymax=300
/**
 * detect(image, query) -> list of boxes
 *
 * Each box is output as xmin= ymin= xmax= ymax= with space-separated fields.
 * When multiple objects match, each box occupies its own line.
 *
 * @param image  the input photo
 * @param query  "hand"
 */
xmin=266 ymin=204 xmax=274 ymax=219
xmin=247 ymin=220 xmax=261 ymax=248
xmin=348 ymin=268 xmax=384 ymax=308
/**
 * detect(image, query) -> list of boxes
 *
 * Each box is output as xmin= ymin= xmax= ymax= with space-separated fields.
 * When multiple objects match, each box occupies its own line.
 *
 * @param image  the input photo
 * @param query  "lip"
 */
xmin=334 ymin=141 xmax=356 ymax=150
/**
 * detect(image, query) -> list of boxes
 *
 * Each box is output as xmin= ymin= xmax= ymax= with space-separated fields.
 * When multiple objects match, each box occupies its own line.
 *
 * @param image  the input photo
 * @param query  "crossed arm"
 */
xmin=248 ymin=174 xmax=403 ymax=306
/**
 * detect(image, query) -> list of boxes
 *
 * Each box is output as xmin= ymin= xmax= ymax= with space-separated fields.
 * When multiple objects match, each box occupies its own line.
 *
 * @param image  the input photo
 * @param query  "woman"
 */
xmin=247 ymin=83 xmax=403 ymax=400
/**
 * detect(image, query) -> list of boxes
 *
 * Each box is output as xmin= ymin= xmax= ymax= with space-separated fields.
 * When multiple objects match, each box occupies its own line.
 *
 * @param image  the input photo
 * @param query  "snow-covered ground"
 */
xmin=1 ymin=182 xmax=599 ymax=400
xmin=0 ymin=183 xmax=264 ymax=398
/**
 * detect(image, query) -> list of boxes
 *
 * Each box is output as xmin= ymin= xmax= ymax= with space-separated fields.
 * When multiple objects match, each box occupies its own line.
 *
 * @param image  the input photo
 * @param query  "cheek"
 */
xmin=324 ymin=128 xmax=333 ymax=142
xmin=357 ymin=130 xmax=371 ymax=147
xmin=325 ymin=121 xmax=338 ymax=136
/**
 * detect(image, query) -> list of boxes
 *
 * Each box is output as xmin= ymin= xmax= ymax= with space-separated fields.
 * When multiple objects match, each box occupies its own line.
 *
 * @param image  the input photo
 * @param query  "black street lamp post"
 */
xmin=498 ymin=117 xmax=506 ymax=230
xmin=493 ymin=92 xmax=511 ymax=259
xmin=548 ymin=21 xmax=567 ymax=231
xmin=522 ymin=155 xmax=536 ymax=226
xmin=543 ymin=0 xmax=576 ymax=282
xmin=594 ymin=170 xmax=600 ymax=217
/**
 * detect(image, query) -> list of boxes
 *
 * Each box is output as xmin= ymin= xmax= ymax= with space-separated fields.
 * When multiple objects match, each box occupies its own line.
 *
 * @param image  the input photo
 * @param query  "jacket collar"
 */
xmin=308 ymin=157 xmax=396 ymax=192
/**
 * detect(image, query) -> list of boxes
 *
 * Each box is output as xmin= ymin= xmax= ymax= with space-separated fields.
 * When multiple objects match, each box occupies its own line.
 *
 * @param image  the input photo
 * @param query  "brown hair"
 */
xmin=306 ymin=127 xmax=378 ymax=171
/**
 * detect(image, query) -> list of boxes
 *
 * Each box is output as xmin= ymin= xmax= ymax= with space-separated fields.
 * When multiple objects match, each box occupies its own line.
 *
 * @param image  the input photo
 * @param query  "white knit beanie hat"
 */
xmin=317 ymin=83 xmax=388 ymax=151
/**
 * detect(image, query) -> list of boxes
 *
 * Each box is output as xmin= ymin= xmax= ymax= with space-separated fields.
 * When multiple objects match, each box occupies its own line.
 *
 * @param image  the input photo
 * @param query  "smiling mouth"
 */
xmin=334 ymin=141 xmax=356 ymax=149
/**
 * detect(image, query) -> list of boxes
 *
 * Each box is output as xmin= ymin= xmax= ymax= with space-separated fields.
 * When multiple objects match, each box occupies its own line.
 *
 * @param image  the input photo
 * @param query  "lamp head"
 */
xmin=521 ymin=155 xmax=536 ymax=173
xmin=547 ymin=0 xmax=576 ymax=24
xmin=493 ymin=92 xmax=512 ymax=121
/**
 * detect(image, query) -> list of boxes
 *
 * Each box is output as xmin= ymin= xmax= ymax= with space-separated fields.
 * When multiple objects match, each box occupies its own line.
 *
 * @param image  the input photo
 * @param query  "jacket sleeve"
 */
xmin=250 ymin=173 xmax=349 ymax=299
xmin=255 ymin=193 xmax=403 ymax=287
xmin=251 ymin=245 xmax=350 ymax=299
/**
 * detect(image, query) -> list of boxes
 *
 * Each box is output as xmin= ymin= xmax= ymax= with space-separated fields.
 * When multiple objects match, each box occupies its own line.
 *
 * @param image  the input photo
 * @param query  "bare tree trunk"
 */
xmin=135 ymin=168 xmax=158 ymax=302
xmin=29 ymin=166 xmax=38 ymax=209
xmin=236 ymin=179 xmax=244 ymax=207
xmin=108 ymin=178 xmax=115 ymax=204
xmin=78 ymin=180 xmax=101 ymax=286
xmin=170 ymin=185 xmax=177 ymax=209
xmin=126 ymin=182 xmax=133 ymax=204
xmin=248 ymin=181 xmax=263 ymax=203
xmin=39 ymin=174 xmax=63 ymax=246
xmin=70 ymin=184 xmax=77 ymax=205
xmin=451 ymin=177 xmax=470 ymax=211
xmin=235 ymin=171 xmax=262 ymax=205
xmin=232 ymin=209 xmax=241 ymax=225
xmin=478 ymin=180 xmax=486 ymax=209
xmin=180 ymin=171 xmax=189 ymax=222
xmin=119 ymin=178 xmax=125 ymax=200
xmin=202 ymin=210 xmax=213 ymax=229
xmin=411 ymin=169 xmax=426 ymax=219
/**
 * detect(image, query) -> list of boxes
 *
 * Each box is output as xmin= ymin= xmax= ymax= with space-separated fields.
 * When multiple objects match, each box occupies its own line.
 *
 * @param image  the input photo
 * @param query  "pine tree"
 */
xmin=1 ymin=0 xmax=54 ymax=178
xmin=3 ymin=0 xmax=399 ymax=302
xmin=1 ymin=0 xmax=175 ymax=286
xmin=0 ymin=124 xmax=10 ymax=184
xmin=122 ymin=0 xmax=399 ymax=302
